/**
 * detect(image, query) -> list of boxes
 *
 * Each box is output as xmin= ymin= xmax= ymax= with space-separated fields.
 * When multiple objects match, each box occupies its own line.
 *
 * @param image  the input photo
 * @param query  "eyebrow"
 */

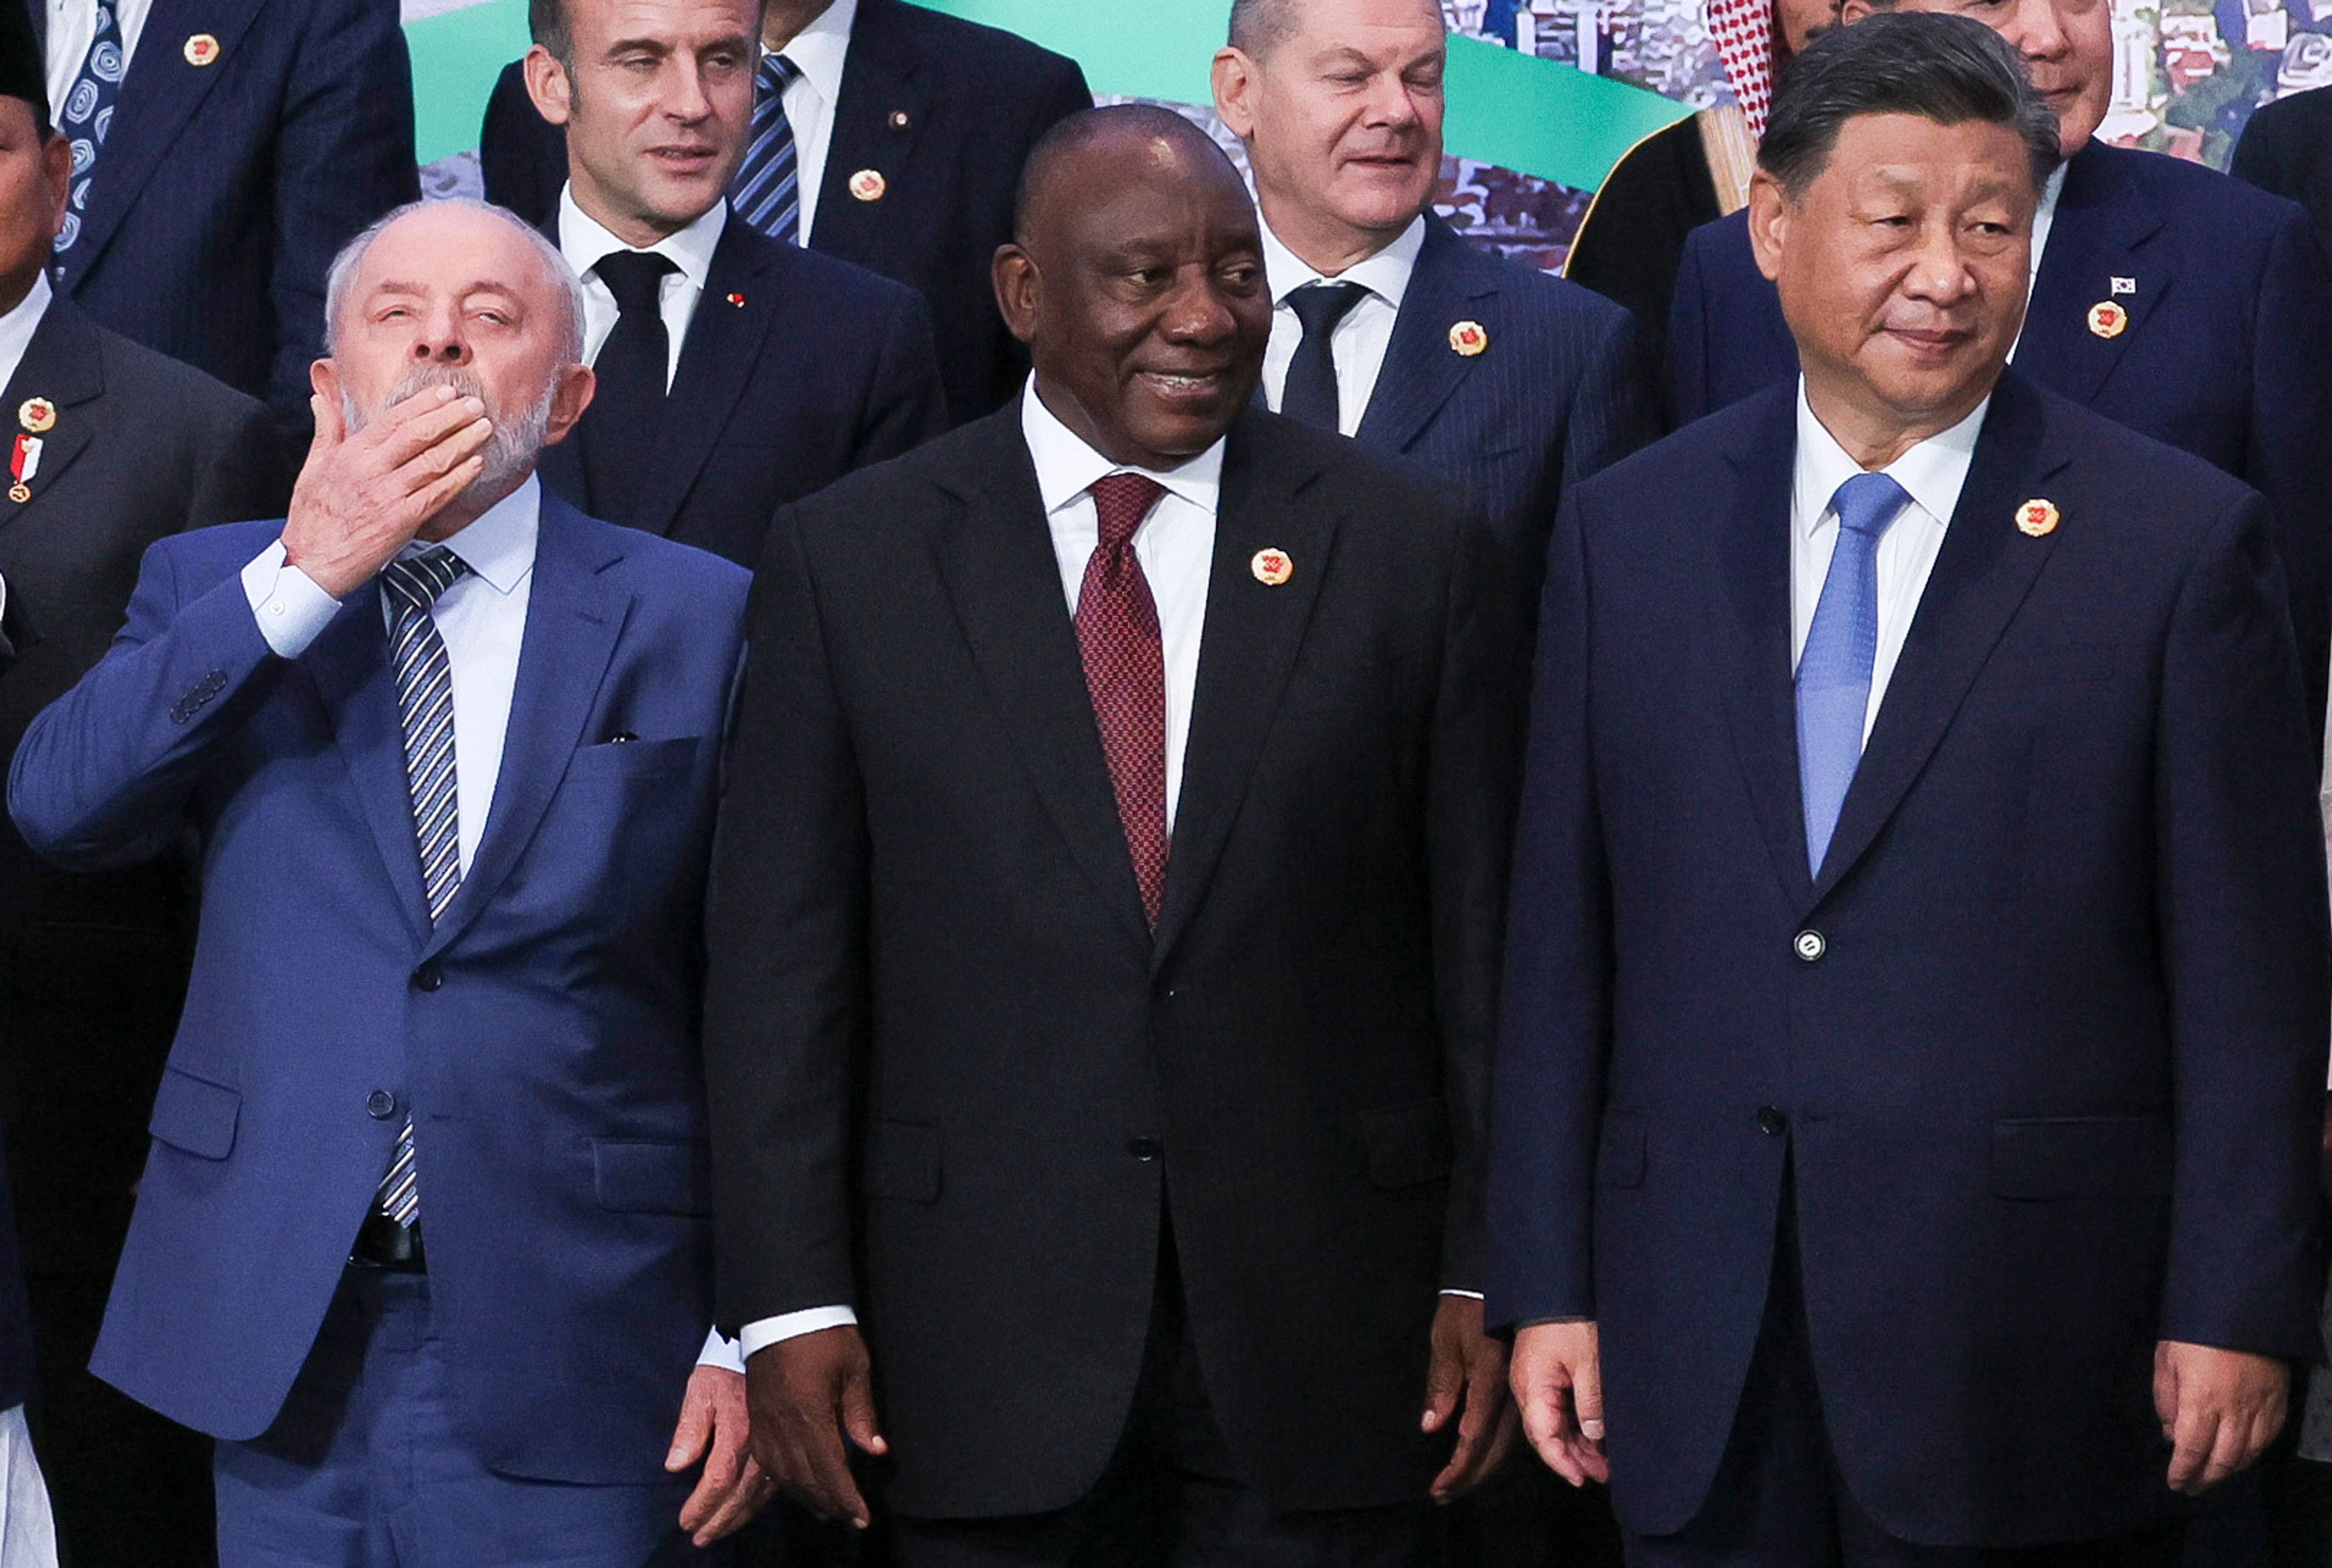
xmin=364 ymin=280 xmax=527 ymax=302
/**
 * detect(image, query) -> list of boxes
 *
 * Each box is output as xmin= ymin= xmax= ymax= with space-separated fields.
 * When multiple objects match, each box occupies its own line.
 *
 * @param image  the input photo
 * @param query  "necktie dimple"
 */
xmin=1796 ymin=471 xmax=1911 ymax=876
xmin=731 ymin=53 xmax=806 ymax=244
xmin=1280 ymin=281 xmax=1368 ymax=432
xmin=373 ymin=546 xmax=472 ymax=1228
xmin=575 ymin=249 xmax=677 ymax=523
xmin=1078 ymin=473 xmax=1170 ymax=927
xmin=52 ymin=2 xmax=129 ymax=258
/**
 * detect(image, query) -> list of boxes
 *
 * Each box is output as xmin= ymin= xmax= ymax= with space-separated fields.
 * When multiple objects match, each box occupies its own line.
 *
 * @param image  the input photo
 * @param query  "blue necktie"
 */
xmin=1796 ymin=471 xmax=1910 ymax=876
xmin=53 ymin=3 xmax=129 ymax=256
xmin=730 ymin=53 xmax=805 ymax=244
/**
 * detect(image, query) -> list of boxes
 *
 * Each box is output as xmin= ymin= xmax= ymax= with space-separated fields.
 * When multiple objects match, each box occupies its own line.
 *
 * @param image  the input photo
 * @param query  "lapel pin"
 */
xmin=17 ymin=397 xmax=53 ymax=435
xmin=888 ymin=110 xmax=910 ymax=129
xmin=726 ymin=291 xmax=746 ymax=307
xmin=1448 ymin=319 xmax=1488 ymax=357
xmin=9 ymin=434 xmax=40 ymax=505
xmin=183 ymin=32 xmax=220 ymax=66
xmin=1250 ymin=547 xmax=1293 ymax=586
xmin=848 ymin=168 xmax=887 ymax=203
xmin=2110 ymin=276 xmax=2136 ymax=296
xmin=2015 ymin=498 xmax=2060 ymax=537
xmin=2086 ymin=301 xmax=2127 ymax=339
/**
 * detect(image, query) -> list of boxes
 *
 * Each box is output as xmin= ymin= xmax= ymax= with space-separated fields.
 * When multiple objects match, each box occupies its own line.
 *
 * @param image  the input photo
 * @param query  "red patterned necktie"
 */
xmin=1077 ymin=473 xmax=1171 ymax=927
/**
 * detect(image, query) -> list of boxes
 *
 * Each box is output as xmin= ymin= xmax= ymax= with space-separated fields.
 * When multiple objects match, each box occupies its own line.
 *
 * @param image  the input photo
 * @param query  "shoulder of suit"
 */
xmin=1680 ymin=205 xmax=1758 ymax=273
xmin=731 ymin=225 xmax=929 ymax=318
xmin=79 ymin=318 xmax=268 ymax=433
xmin=2241 ymin=85 xmax=2332 ymax=148
xmin=2022 ymin=379 xmax=2258 ymax=516
xmin=862 ymin=0 xmax=1086 ymax=84
xmin=783 ymin=409 xmax=1004 ymax=531
xmin=2092 ymin=141 xmax=2300 ymax=238
xmin=548 ymin=500 xmax=751 ymax=599
xmin=1241 ymin=407 xmax=1466 ymax=525
xmin=1572 ymin=382 xmax=1781 ymax=511
xmin=1435 ymin=231 xmax=1630 ymax=335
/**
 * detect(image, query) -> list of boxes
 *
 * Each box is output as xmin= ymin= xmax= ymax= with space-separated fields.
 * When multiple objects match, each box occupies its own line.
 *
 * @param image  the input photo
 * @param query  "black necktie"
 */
xmin=578 ymin=250 xmax=678 ymax=523
xmin=1280 ymin=281 xmax=1367 ymax=431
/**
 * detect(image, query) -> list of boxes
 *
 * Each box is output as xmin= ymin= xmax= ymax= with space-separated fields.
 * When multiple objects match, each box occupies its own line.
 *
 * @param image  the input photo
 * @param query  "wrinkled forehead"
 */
xmin=352 ymin=208 xmax=558 ymax=308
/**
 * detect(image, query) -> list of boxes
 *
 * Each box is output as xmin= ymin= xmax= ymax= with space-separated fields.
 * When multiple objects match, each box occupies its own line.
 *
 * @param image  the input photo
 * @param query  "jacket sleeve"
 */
xmin=2240 ymin=202 xmax=2332 ymax=737
xmin=1559 ymin=301 xmax=1655 ymax=495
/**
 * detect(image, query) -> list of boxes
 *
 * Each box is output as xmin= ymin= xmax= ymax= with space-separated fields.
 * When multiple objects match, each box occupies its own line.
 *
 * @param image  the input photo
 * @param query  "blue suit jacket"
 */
xmin=29 ymin=0 xmax=418 ymax=452
xmin=537 ymin=214 xmax=945 ymax=570
xmin=1488 ymin=373 xmax=2330 ymax=1545
xmin=6 ymin=496 xmax=748 ymax=1484
xmin=1354 ymin=217 xmax=1649 ymax=626
xmin=1667 ymin=141 xmax=2332 ymax=725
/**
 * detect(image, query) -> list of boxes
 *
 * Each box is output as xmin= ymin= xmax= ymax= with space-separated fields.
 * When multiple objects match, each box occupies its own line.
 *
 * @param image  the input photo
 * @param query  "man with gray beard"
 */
xmin=6 ymin=199 xmax=768 ymax=1566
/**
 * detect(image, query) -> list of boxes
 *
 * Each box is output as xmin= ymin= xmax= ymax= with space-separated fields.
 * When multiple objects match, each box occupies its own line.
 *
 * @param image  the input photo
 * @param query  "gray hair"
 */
xmin=1759 ymin=11 xmax=2061 ymax=200
xmin=1226 ymin=0 xmax=1440 ymax=55
xmin=322 ymin=197 xmax=587 ymax=366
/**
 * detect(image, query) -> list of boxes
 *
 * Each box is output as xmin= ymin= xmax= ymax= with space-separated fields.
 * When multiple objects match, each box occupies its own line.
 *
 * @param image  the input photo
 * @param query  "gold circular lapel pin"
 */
xmin=1250 ymin=548 xmax=1293 ymax=586
xmin=17 ymin=398 xmax=53 ymax=435
xmin=2086 ymin=301 xmax=2127 ymax=340
xmin=183 ymin=32 xmax=220 ymax=66
xmin=1448 ymin=319 xmax=1488 ymax=357
xmin=2015 ymin=498 xmax=2060 ymax=537
xmin=848 ymin=168 xmax=887 ymax=202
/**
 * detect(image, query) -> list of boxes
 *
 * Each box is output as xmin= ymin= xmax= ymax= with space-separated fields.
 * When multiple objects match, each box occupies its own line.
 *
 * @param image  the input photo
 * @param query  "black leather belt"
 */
xmin=349 ymin=1212 xmax=426 ymax=1272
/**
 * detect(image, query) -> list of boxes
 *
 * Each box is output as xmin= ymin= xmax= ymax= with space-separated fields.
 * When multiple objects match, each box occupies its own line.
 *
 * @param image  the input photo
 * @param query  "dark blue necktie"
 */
xmin=1796 ymin=471 xmax=1910 ymax=875
xmin=576 ymin=249 xmax=677 ymax=523
xmin=53 ymin=2 xmax=129 ymax=256
xmin=1280 ymin=281 xmax=1366 ymax=431
xmin=731 ymin=53 xmax=805 ymax=244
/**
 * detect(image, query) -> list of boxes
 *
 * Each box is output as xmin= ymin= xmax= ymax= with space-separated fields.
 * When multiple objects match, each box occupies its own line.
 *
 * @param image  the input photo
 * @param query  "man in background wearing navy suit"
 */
xmin=8 ymin=199 xmax=769 ymax=1566
xmin=482 ymin=0 xmax=1091 ymax=426
xmin=23 ymin=0 xmax=418 ymax=466
xmin=1212 ymin=0 xmax=1647 ymax=633
xmin=1665 ymin=0 xmax=2332 ymax=735
xmin=1494 ymin=16 xmax=2330 ymax=1561
xmin=514 ymin=0 xmax=945 ymax=571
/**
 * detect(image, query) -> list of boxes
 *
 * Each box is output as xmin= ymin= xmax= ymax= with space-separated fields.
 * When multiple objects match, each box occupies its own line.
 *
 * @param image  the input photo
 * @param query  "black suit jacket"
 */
xmin=538 ymin=214 xmax=946 ymax=569
xmin=2233 ymin=86 xmax=2332 ymax=253
xmin=704 ymin=403 xmax=1519 ymax=1518
xmin=481 ymin=0 xmax=1091 ymax=426
xmin=0 ymin=297 xmax=275 ymax=1315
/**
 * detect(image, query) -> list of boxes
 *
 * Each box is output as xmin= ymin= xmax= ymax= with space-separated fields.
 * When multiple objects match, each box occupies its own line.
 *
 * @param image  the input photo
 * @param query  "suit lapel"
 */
xmin=60 ymin=0 xmax=265 ymax=282
xmin=1355 ymin=219 xmax=1495 ymax=456
xmin=1810 ymin=376 xmax=2068 ymax=904
xmin=424 ymin=494 xmax=629 ymax=957
xmin=1151 ymin=412 xmax=1338 ymax=966
xmin=624 ymin=220 xmax=781 ymax=539
xmin=302 ymin=593 xmax=434 ymax=944
xmin=2020 ymin=143 xmax=2169 ymax=408
xmin=0 ymin=296 xmax=104 ymax=531
xmin=808 ymin=0 xmax=930 ymax=270
xmin=936 ymin=412 xmax=1153 ymax=944
xmin=1710 ymin=389 xmax=1815 ymax=910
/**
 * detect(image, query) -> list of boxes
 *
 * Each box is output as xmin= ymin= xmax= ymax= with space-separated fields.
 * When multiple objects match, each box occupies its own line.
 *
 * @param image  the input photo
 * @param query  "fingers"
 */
xmin=691 ymin=1459 xmax=776 ymax=1546
xmin=361 ymin=386 xmax=481 ymax=468
xmin=1430 ymin=1348 xmax=1516 ymax=1502
xmin=2167 ymin=1399 xmax=2218 ymax=1495
xmin=666 ymin=1386 xmax=714 ymax=1472
xmin=799 ymin=1412 xmax=873 ymax=1528
xmin=679 ymin=1387 xmax=766 ymax=1544
xmin=2153 ymin=1343 xmax=2180 ymax=1439
xmin=1518 ymin=1370 xmax=1585 ymax=1486
xmin=309 ymin=391 xmax=346 ymax=454
xmin=1420 ymin=1334 xmax=1464 ymax=1435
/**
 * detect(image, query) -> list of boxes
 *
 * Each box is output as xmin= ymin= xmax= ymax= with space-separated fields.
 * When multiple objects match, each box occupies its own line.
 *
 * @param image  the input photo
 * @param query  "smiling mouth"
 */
xmin=1138 ymin=370 xmax=1229 ymax=396
xmin=649 ymin=147 xmax=718 ymax=169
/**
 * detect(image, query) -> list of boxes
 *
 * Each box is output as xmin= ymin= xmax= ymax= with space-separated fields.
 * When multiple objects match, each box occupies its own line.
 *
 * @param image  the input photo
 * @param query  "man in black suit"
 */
xmin=704 ymin=105 xmax=1520 ymax=1565
xmin=513 ymin=0 xmax=946 ymax=571
xmin=0 ymin=20 xmax=277 ymax=1566
xmin=483 ymin=0 xmax=1091 ymax=426
xmin=2234 ymin=86 xmax=2332 ymax=253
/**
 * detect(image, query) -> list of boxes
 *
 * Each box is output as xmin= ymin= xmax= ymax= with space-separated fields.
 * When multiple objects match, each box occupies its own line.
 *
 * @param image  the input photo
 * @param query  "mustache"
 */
xmin=343 ymin=364 xmax=555 ymax=494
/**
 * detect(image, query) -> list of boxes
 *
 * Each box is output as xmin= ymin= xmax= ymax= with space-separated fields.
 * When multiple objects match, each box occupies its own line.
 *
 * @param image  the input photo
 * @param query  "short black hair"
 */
xmin=1012 ymin=104 xmax=1237 ymax=244
xmin=1758 ymin=10 xmax=2059 ymax=200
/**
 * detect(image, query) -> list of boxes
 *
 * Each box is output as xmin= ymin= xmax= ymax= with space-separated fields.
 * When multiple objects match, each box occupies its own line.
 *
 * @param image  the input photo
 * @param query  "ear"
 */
xmin=1746 ymin=169 xmax=1790 ymax=285
xmin=523 ymin=43 xmax=576 ymax=129
xmin=36 ymin=134 xmax=69 ymax=231
xmin=540 ymin=362 xmax=596 ymax=447
xmin=310 ymin=357 xmax=343 ymax=408
xmin=1838 ymin=0 xmax=1877 ymax=22
xmin=992 ymin=245 xmax=1040 ymax=347
xmin=1212 ymin=47 xmax=1259 ymax=138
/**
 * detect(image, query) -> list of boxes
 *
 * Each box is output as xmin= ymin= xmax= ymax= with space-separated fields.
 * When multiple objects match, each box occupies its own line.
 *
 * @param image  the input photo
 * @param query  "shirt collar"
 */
xmin=768 ymin=0 xmax=856 ymax=107
xmin=416 ymin=474 xmax=540 ymax=596
xmin=0 ymin=273 xmax=52 ymax=394
xmin=557 ymin=184 xmax=727 ymax=294
xmin=1793 ymin=378 xmax=1987 ymax=539
xmin=1019 ymin=376 xmax=1224 ymax=519
xmin=1261 ymin=213 xmax=1426 ymax=313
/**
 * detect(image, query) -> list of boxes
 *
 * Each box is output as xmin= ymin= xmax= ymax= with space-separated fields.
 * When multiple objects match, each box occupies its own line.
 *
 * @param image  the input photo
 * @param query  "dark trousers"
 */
xmin=890 ymin=1228 xmax=1430 ymax=1568
xmin=1627 ymin=1209 xmax=2184 ymax=1568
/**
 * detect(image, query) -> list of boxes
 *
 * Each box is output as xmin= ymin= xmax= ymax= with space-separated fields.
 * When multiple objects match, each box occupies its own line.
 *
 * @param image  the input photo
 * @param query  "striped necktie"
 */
xmin=52 ymin=2 xmax=130 ymax=257
xmin=731 ymin=52 xmax=805 ymax=244
xmin=373 ymin=546 xmax=472 ymax=1227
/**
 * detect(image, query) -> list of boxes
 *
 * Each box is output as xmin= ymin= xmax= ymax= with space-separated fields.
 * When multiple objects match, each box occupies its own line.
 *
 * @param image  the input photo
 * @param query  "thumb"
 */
xmin=667 ymin=1384 xmax=712 ymax=1471
xmin=1421 ymin=1335 xmax=1464 ymax=1431
xmin=1574 ymin=1346 xmax=1606 ymax=1442
xmin=2153 ymin=1345 xmax=2181 ymax=1438
xmin=840 ymin=1362 xmax=888 ymax=1457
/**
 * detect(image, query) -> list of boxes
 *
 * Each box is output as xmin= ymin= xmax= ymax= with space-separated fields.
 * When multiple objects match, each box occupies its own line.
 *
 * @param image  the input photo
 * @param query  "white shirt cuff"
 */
xmin=696 ymin=1326 xmax=747 ymax=1373
xmin=738 ymin=1306 xmax=859 ymax=1359
xmin=240 ymin=541 xmax=342 ymax=658
xmin=1440 ymin=1289 xmax=1483 ymax=1300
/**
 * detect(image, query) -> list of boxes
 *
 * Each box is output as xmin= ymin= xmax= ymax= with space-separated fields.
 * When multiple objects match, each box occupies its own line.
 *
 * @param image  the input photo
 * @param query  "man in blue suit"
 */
xmin=25 ymin=0 xmax=418 ymax=468
xmin=1210 ymin=0 xmax=1649 ymax=630
xmin=1492 ymin=16 xmax=2330 ymax=1562
xmin=515 ymin=0 xmax=945 ymax=571
xmin=1665 ymin=0 xmax=2332 ymax=733
xmin=7 ymin=199 xmax=768 ymax=1566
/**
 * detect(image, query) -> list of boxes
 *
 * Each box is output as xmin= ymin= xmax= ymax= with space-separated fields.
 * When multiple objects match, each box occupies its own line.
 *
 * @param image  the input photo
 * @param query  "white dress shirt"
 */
xmin=1790 ymin=380 xmax=1986 ymax=746
xmin=559 ymin=188 xmax=727 ymax=392
xmin=766 ymin=0 xmax=856 ymax=248
xmin=1259 ymin=214 xmax=1425 ymax=438
xmin=240 ymin=478 xmax=746 ymax=1373
xmin=2008 ymin=161 xmax=2070 ymax=363
xmin=43 ymin=0 xmax=154 ymax=119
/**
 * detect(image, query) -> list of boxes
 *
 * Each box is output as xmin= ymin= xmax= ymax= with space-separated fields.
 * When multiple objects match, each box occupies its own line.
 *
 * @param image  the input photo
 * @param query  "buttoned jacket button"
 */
xmin=1757 ymin=1106 xmax=1788 ymax=1137
xmin=1793 ymin=930 xmax=1826 ymax=962
xmin=411 ymin=964 xmax=442 ymax=992
xmin=1127 ymin=1138 xmax=1163 ymax=1162
xmin=366 ymin=1090 xmax=397 ymax=1120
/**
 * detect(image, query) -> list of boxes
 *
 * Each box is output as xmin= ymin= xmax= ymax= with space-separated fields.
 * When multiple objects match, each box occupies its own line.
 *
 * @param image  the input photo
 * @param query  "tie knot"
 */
xmin=1286 ymin=280 xmax=1367 ymax=336
xmin=1091 ymin=473 xmax=1165 ymax=552
xmin=382 ymin=546 xmax=471 ymax=612
xmin=760 ymin=51 xmax=803 ymax=93
xmin=1829 ymin=471 xmax=1911 ymax=541
xmin=593 ymin=250 xmax=677 ymax=316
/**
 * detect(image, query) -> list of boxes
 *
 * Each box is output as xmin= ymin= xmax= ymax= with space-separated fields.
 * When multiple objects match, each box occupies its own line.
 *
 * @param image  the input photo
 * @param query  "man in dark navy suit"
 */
xmin=1212 ymin=0 xmax=1648 ymax=629
xmin=1665 ymin=0 xmax=2332 ymax=734
xmin=483 ymin=0 xmax=1090 ymax=426
xmin=513 ymin=0 xmax=945 ymax=570
xmin=24 ymin=0 xmax=417 ymax=465
xmin=2233 ymin=85 xmax=2332 ymax=253
xmin=1493 ymin=16 xmax=2330 ymax=1562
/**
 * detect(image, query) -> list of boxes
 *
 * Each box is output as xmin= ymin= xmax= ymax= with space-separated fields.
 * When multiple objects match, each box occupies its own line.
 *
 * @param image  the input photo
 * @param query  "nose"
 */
xmin=664 ymin=56 xmax=714 ymax=123
xmin=409 ymin=302 xmax=471 ymax=367
xmin=1362 ymin=69 xmax=1422 ymax=130
xmin=2008 ymin=0 xmax=2069 ymax=60
xmin=1901 ymin=220 xmax=1979 ymax=304
xmin=1158 ymin=271 xmax=1237 ymax=346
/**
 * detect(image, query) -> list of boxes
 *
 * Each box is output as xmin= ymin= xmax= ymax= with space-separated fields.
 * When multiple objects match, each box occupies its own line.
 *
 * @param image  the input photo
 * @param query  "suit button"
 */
xmin=366 ymin=1090 xmax=397 ymax=1120
xmin=411 ymin=964 xmax=442 ymax=993
xmin=1127 ymin=1138 xmax=1162 ymax=1162
xmin=1757 ymin=1106 xmax=1787 ymax=1137
xmin=1793 ymin=930 xmax=1826 ymax=962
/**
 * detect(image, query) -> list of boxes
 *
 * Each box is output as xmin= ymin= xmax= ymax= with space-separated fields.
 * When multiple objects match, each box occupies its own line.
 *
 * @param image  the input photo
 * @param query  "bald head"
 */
xmin=1012 ymin=104 xmax=1247 ymax=248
